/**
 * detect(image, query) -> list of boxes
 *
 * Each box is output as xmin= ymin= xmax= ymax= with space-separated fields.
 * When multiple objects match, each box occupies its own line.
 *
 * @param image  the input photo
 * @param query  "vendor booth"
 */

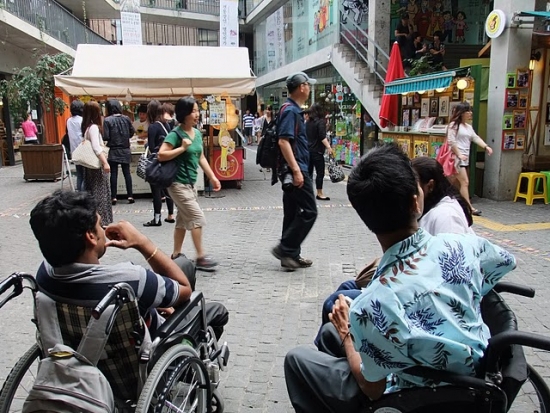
xmin=380 ymin=65 xmax=486 ymax=195
xmin=54 ymin=44 xmax=256 ymax=194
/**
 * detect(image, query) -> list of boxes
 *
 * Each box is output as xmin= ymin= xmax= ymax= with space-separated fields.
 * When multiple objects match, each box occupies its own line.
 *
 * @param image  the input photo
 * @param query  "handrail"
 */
xmin=339 ymin=11 xmax=389 ymax=86
xmin=0 ymin=0 xmax=111 ymax=48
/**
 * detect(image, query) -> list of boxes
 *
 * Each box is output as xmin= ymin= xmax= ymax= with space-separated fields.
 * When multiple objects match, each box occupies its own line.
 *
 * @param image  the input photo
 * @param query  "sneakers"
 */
xmin=271 ymin=246 xmax=313 ymax=270
xmin=195 ymin=256 xmax=218 ymax=272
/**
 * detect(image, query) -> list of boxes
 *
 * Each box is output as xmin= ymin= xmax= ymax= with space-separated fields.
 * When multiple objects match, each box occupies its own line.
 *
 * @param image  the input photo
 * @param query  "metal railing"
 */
xmin=0 ymin=0 xmax=111 ymax=49
xmin=139 ymin=0 xmax=221 ymax=16
xmin=339 ymin=17 xmax=389 ymax=85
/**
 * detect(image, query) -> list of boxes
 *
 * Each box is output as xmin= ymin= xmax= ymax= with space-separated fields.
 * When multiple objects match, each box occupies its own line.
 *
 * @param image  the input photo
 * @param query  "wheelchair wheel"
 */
xmin=508 ymin=364 xmax=550 ymax=413
xmin=135 ymin=344 xmax=210 ymax=413
xmin=0 ymin=344 xmax=41 ymax=413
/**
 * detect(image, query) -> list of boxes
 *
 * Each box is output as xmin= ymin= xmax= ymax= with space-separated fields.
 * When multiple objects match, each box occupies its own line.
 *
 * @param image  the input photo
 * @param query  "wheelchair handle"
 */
xmin=493 ymin=282 xmax=535 ymax=298
xmin=92 ymin=282 xmax=136 ymax=320
xmin=0 ymin=273 xmax=37 ymax=309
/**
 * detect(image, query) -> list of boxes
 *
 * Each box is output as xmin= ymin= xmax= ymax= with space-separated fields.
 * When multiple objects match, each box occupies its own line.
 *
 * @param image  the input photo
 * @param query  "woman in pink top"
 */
xmin=21 ymin=113 xmax=38 ymax=144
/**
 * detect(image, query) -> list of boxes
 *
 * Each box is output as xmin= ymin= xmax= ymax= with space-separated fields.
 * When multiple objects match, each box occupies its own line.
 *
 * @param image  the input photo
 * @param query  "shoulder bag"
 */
xmin=138 ymin=122 xmax=170 ymax=181
xmin=327 ymin=155 xmax=345 ymax=183
xmin=72 ymin=127 xmax=109 ymax=170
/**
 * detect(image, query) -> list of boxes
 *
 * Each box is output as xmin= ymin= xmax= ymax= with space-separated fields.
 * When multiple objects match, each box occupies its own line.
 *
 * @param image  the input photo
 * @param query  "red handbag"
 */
xmin=436 ymin=140 xmax=457 ymax=177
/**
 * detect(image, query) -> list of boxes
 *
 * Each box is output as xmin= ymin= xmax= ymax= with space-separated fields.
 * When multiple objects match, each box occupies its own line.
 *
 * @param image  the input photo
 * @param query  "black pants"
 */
xmin=308 ymin=151 xmax=326 ymax=190
xmin=150 ymin=184 xmax=174 ymax=216
xmin=284 ymin=323 xmax=369 ymax=413
xmin=280 ymin=173 xmax=318 ymax=258
xmin=109 ymin=161 xmax=133 ymax=199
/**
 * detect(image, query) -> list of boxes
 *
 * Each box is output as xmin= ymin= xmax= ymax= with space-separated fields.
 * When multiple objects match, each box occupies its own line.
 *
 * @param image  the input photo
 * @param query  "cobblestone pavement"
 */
xmin=1 ymin=150 xmax=550 ymax=412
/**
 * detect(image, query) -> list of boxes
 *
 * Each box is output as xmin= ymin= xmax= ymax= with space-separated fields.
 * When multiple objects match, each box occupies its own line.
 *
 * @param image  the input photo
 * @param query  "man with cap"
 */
xmin=271 ymin=72 xmax=318 ymax=270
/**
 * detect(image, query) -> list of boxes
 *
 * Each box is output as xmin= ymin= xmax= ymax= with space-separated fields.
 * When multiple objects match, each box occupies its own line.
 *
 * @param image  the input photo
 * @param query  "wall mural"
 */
xmin=390 ymin=0 xmax=493 ymax=45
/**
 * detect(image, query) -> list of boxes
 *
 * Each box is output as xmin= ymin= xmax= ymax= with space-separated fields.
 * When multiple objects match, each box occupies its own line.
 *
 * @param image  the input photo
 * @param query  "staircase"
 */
xmin=331 ymin=43 xmax=385 ymax=129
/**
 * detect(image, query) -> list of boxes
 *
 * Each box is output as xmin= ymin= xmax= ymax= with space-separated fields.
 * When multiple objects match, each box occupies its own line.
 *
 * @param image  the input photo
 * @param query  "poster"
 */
xmin=120 ymin=11 xmax=142 ymax=45
xmin=209 ymin=101 xmax=226 ymax=126
xmin=220 ymin=0 xmax=239 ymax=47
xmin=266 ymin=7 xmax=285 ymax=71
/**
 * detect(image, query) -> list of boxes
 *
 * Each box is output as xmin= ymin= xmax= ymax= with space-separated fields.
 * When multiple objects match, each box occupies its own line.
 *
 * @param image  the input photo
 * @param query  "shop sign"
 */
xmin=120 ymin=11 xmax=142 ymax=45
xmin=282 ymin=91 xmax=288 ymax=98
xmin=485 ymin=9 xmax=506 ymax=39
xmin=220 ymin=0 xmax=239 ymax=47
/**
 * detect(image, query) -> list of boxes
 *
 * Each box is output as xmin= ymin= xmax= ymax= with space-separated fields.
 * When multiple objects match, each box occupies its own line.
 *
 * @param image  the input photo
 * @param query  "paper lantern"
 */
xmin=456 ymin=79 xmax=468 ymax=90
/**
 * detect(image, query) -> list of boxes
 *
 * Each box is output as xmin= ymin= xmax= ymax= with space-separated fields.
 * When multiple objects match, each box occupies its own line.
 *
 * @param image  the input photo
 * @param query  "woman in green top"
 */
xmin=158 ymin=97 xmax=221 ymax=271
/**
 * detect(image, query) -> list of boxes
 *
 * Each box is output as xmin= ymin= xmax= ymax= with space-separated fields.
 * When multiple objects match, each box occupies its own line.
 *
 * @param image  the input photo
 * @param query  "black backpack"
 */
xmin=256 ymin=103 xmax=293 ymax=170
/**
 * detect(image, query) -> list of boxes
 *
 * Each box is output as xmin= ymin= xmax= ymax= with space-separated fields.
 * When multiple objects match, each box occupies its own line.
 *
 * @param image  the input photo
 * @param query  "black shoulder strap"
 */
xmin=172 ymin=127 xmax=194 ymax=188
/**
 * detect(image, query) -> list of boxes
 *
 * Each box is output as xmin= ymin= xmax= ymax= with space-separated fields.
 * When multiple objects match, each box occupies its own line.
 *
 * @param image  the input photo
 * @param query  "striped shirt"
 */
xmin=243 ymin=114 xmax=255 ymax=128
xmin=36 ymin=260 xmax=180 ymax=332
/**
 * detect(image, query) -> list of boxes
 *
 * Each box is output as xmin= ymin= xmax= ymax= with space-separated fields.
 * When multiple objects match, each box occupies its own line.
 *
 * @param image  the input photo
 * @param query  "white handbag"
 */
xmin=72 ymin=127 xmax=109 ymax=170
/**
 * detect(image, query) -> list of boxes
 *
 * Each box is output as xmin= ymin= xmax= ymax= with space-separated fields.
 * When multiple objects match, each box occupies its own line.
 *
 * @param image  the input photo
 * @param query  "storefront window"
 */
xmin=254 ymin=0 xmax=340 ymax=77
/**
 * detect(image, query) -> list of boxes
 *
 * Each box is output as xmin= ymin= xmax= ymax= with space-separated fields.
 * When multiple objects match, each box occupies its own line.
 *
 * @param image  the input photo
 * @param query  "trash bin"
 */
xmin=20 ymin=144 xmax=63 ymax=181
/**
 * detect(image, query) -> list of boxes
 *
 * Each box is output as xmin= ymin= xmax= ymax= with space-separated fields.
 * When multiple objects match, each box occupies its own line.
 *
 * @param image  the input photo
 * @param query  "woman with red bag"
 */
xmin=445 ymin=102 xmax=492 ymax=216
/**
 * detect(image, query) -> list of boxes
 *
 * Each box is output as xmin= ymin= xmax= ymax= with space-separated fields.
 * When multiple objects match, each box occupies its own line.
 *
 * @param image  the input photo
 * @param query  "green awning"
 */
xmin=384 ymin=71 xmax=456 ymax=95
xmin=518 ymin=11 xmax=550 ymax=18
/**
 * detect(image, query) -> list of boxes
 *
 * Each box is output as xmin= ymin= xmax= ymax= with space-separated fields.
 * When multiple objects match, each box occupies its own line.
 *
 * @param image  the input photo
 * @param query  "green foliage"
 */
xmin=407 ymin=55 xmax=442 ymax=77
xmin=0 ymin=53 xmax=74 ymax=120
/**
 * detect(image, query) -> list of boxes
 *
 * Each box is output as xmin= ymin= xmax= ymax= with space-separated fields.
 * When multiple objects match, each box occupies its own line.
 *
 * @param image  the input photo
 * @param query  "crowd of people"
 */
xmin=20 ymin=69 xmax=514 ymax=413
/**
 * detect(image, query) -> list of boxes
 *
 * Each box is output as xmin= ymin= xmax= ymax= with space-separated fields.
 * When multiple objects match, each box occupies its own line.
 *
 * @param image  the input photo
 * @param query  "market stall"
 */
xmin=55 ymin=44 xmax=256 ymax=193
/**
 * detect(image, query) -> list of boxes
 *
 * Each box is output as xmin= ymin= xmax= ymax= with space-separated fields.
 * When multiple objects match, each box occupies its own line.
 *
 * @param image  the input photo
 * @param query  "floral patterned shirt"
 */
xmin=349 ymin=228 xmax=516 ymax=392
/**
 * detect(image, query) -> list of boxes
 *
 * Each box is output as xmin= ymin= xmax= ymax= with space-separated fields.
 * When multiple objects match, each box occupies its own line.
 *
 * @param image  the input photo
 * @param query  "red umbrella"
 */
xmin=379 ymin=42 xmax=405 ymax=128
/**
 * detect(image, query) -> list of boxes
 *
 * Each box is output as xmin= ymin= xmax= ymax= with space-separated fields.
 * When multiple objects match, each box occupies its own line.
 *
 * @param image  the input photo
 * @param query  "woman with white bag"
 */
xmin=81 ymin=101 xmax=113 ymax=226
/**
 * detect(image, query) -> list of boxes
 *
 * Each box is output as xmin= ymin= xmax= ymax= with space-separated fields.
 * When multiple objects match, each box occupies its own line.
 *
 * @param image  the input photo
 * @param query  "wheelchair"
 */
xmin=0 ymin=272 xmax=229 ymax=413
xmin=362 ymin=281 xmax=550 ymax=413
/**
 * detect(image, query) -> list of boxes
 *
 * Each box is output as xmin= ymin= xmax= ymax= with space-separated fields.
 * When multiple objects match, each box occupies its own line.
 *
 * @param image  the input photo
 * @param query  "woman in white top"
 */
xmin=253 ymin=112 xmax=264 ymax=144
xmin=81 ymin=101 xmax=112 ymax=226
xmin=412 ymin=156 xmax=474 ymax=235
xmin=446 ymin=101 xmax=493 ymax=216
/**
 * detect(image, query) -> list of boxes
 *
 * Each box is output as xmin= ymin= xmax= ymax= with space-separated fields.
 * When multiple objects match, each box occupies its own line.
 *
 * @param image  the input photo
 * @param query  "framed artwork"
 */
xmin=515 ymin=134 xmax=525 ymax=150
xmin=439 ymin=96 xmax=450 ymax=117
xmin=397 ymin=138 xmax=411 ymax=157
xmin=519 ymin=93 xmax=528 ymax=109
xmin=411 ymin=108 xmax=420 ymax=125
xmin=429 ymin=98 xmax=439 ymax=117
xmin=428 ymin=90 xmax=435 ymax=97
xmin=452 ymin=88 xmax=460 ymax=100
xmin=449 ymin=101 xmax=460 ymax=116
xmin=516 ymin=69 xmax=529 ymax=88
xmin=401 ymin=95 xmax=408 ymax=106
xmin=407 ymin=96 xmax=414 ymax=106
xmin=421 ymin=98 xmax=430 ymax=117
xmin=430 ymin=140 xmax=444 ymax=158
xmin=505 ymin=90 xmax=519 ymax=109
xmin=414 ymin=139 xmax=429 ymax=157
xmin=502 ymin=131 xmax=516 ymax=150
xmin=503 ymin=114 xmax=513 ymax=130
xmin=506 ymin=73 xmax=516 ymax=88
xmin=413 ymin=93 xmax=420 ymax=104
xmin=513 ymin=110 xmax=526 ymax=129
xmin=402 ymin=109 xmax=410 ymax=127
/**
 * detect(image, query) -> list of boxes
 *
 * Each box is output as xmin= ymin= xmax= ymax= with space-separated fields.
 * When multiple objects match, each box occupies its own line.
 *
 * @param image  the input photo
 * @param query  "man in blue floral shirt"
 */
xmin=284 ymin=144 xmax=516 ymax=413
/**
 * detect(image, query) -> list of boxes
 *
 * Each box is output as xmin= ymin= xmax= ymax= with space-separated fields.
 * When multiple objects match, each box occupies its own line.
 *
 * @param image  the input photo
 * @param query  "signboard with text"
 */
xmin=120 ymin=11 xmax=142 ymax=45
xmin=220 ymin=0 xmax=239 ymax=47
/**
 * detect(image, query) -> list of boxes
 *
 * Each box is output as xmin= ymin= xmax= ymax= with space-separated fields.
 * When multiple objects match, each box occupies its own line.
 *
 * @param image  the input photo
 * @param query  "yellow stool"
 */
xmin=535 ymin=170 xmax=550 ymax=202
xmin=514 ymin=172 xmax=548 ymax=205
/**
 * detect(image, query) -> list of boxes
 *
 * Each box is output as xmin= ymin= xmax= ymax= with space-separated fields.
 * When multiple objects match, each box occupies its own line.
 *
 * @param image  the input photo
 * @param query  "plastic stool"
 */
xmin=514 ymin=172 xmax=548 ymax=205
xmin=535 ymin=171 xmax=550 ymax=202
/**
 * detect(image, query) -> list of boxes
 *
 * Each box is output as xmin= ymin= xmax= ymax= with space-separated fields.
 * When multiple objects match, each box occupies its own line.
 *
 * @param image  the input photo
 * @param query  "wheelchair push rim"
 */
xmin=508 ymin=363 xmax=550 ymax=413
xmin=135 ymin=344 xmax=211 ymax=413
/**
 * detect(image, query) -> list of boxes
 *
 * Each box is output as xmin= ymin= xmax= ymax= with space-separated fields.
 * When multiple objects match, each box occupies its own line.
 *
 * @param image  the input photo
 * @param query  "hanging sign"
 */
xmin=209 ymin=101 xmax=226 ymax=125
xmin=485 ymin=9 xmax=506 ymax=39
xmin=220 ymin=0 xmax=239 ymax=47
xmin=120 ymin=12 xmax=143 ymax=45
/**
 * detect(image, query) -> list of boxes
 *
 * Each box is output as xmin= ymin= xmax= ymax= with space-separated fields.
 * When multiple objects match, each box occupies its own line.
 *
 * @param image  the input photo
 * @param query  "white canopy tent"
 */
xmin=54 ymin=44 xmax=256 ymax=99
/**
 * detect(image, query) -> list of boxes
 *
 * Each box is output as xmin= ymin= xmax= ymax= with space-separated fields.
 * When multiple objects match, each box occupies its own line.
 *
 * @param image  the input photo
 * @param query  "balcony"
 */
xmin=0 ymin=0 xmax=111 ymax=50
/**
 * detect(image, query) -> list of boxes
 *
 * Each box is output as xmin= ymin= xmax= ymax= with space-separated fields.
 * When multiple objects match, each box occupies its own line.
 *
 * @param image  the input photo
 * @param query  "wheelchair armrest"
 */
xmin=155 ymin=291 xmax=204 ymax=340
xmin=485 ymin=330 xmax=550 ymax=373
xmin=403 ymin=366 xmax=489 ymax=390
xmin=493 ymin=282 xmax=535 ymax=298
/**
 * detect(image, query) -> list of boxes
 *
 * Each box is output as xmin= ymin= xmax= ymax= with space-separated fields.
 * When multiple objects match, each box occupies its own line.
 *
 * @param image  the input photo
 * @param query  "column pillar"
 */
xmin=367 ymin=0 xmax=391 ymax=72
xmin=484 ymin=0 xmax=537 ymax=200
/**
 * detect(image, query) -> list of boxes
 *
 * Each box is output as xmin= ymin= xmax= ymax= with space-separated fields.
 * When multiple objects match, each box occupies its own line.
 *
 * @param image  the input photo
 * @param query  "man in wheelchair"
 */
xmin=29 ymin=189 xmax=228 ymax=340
xmin=284 ymin=145 xmax=517 ymax=412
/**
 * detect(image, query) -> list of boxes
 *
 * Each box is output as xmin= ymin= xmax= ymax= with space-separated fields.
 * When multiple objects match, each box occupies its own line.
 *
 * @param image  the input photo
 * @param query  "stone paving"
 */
xmin=1 ymin=149 xmax=550 ymax=412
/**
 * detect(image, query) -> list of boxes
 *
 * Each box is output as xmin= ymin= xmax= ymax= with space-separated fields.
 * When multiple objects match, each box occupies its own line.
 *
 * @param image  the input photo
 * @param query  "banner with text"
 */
xmin=120 ymin=11 xmax=143 ymax=45
xmin=220 ymin=0 xmax=239 ymax=47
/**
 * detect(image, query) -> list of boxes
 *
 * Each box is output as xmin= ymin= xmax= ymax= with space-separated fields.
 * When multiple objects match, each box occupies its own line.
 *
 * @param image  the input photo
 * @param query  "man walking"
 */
xmin=242 ymin=109 xmax=255 ymax=145
xmin=271 ymin=72 xmax=318 ymax=270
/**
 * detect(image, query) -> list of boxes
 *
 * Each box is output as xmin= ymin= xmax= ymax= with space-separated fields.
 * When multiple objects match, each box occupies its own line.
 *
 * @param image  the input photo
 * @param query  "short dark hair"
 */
xmin=308 ymin=103 xmax=325 ymax=120
xmin=412 ymin=156 xmax=473 ymax=226
xmin=70 ymin=100 xmax=84 ymax=116
xmin=147 ymin=99 xmax=163 ymax=124
xmin=175 ymin=96 xmax=196 ymax=124
xmin=106 ymin=99 xmax=122 ymax=116
xmin=347 ymin=144 xmax=418 ymax=234
xmin=137 ymin=104 xmax=148 ymax=114
xmin=30 ymin=190 xmax=98 ymax=267
xmin=433 ymin=31 xmax=443 ymax=38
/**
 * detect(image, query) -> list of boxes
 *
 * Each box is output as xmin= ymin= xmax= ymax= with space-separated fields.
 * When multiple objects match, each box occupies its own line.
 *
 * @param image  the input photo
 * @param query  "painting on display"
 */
xmin=438 ymin=96 xmax=450 ymax=117
xmin=421 ymin=98 xmax=430 ymax=117
xmin=502 ymin=131 xmax=516 ymax=150
xmin=516 ymin=69 xmax=529 ymax=88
